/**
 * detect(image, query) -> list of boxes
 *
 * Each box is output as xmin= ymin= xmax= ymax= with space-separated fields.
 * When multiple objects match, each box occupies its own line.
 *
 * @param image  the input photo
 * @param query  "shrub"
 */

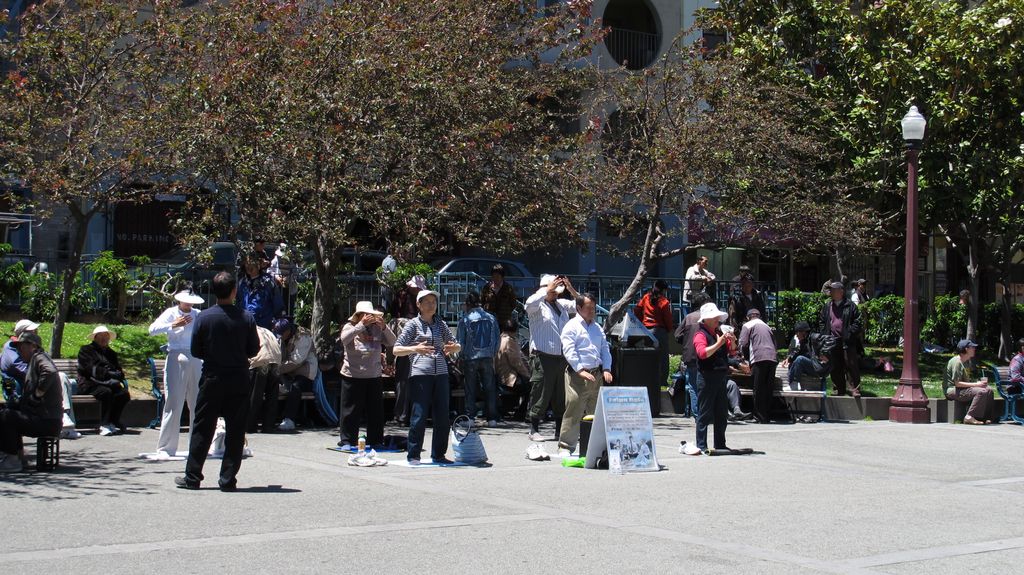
xmin=860 ymin=295 xmax=904 ymax=346
xmin=21 ymin=272 xmax=94 ymax=321
xmin=921 ymin=293 xmax=965 ymax=348
xmin=978 ymin=301 xmax=1024 ymax=351
xmin=770 ymin=290 xmax=826 ymax=346
xmin=0 ymin=244 xmax=28 ymax=306
xmin=377 ymin=262 xmax=435 ymax=292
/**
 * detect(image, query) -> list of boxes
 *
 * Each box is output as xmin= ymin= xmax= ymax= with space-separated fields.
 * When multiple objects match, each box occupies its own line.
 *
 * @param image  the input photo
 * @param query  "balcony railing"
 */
xmin=604 ymin=27 xmax=660 ymax=70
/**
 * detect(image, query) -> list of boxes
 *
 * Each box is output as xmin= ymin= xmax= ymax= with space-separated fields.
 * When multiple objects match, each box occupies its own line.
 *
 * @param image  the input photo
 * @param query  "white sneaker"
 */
xmin=278 ymin=418 xmax=296 ymax=431
xmin=99 ymin=424 xmax=116 ymax=436
xmin=557 ymin=448 xmax=573 ymax=458
xmin=528 ymin=431 xmax=545 ymax=442
xmin=60 ymin=428 xmax=82 ymax=440
xmin=0 ymin=454 xmax=23 ymax=473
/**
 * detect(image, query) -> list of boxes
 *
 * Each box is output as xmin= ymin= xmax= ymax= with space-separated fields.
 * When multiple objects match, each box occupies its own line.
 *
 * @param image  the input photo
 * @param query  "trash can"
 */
xmin=608 ymin=310 xmax=661 ymax=417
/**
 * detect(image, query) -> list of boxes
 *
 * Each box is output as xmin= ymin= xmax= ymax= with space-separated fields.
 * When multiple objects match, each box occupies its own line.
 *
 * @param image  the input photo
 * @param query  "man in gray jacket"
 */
xmin=739 ymin=309 xmax=777 ymax=424
xmin=0 ymin=333 xmax=63 ymax=472
xmin=273 ymin=318 xmax=319 ymax=432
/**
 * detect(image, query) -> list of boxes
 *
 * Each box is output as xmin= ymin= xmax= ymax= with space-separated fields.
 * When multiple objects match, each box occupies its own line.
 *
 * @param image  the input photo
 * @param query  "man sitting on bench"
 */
xmin=944 ymin=340 xmax=993 ymax=425
xmin=781 ymin=321 xmax=833 ymax=391
xmin=77 ymin=326 xmax=131 ymax=436
xmin=2 ymin=319 xmax=80 ymax=439
xmin=0 ymin=333 xmax=63 ymax=473
xmin=273 ymin=318 xmax=318 ymax=432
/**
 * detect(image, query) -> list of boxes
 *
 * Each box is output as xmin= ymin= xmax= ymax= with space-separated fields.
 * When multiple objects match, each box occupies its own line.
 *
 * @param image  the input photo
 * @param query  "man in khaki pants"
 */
xmin=557 ymin=293 xmax=613 ymax=457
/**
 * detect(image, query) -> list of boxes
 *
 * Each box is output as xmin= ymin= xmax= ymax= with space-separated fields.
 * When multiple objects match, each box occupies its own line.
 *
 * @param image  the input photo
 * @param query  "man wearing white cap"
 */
xmin=147 ymin=290 xmax=205 ymax=458
xmin=269 ymin=243 xmax=298 ymax=315
xmin=523 ymin=273 xmax=579 ymax=442
xmin=2 ymin=319 xmax=80 ymax=439
xmin=77 ymin=325 xmax=131 ymax=436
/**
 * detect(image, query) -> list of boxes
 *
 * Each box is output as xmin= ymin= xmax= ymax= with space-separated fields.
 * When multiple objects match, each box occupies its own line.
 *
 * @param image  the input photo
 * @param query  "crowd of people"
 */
xmin=0 ymin=255 xmax=1019 ymax=477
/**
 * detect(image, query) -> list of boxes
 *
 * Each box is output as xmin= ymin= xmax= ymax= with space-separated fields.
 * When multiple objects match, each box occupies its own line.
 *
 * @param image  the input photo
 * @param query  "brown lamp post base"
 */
xmin=889 ymin=405 xmax=931 ymax=423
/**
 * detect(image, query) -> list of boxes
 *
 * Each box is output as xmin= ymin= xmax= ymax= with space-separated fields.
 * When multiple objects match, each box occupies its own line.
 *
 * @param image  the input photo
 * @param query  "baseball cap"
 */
xmin=956 ymin=339 xmax=978 ymax=353
xmin=14 ymin=319 xmax=40 ymax=336
xmin=415 ymin=290 xmax=439 ymax=303
xmin=13 ymin=332 xmax=43 ymax=348
xmin=828 ymin=281 xmax=845 ymax=290
xmin=272 ymin=318 xmax=294 ymax=336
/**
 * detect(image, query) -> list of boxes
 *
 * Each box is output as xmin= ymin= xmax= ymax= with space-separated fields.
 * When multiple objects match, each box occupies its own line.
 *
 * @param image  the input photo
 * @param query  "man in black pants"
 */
xmin=177 ymin=271 xmax=259 ymax=492
xmin=819 ymin=282 xmax=864 ymax=397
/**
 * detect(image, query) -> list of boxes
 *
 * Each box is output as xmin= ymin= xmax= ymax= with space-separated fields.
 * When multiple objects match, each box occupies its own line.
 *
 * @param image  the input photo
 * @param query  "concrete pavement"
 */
xmin=1 ymin=417 xmax=1022 ymax=574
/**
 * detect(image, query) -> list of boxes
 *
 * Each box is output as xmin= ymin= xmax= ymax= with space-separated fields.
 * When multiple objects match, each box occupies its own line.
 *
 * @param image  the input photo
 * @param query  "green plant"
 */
xmin=770 ymin=291 xmax=826 ymax=346
xmin=922 ymin=294 xmax=966 ymax=348
xmin=377 ymin=262 xmax=435 ymax=292
xmin=21 ymin=272 xmax=94 ymax=321
xmin=861 ymin=295 xmax=904 ymax=346
xmin=0 ymin=244 xmax=28 ymax=305
xmin=292 ymin=278 xmax=315 ymax=328
xmin=979 ymin=302 xmax=1024 ymax=351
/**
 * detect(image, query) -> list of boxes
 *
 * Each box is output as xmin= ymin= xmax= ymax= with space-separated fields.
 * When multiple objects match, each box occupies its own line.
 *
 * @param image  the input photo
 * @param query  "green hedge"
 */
xmin=860 ymin=295 xmax=904 ymax=346
xmin=921 ymin=294 xmax=965 ymax=348
xmin=770 ymin=291 xmax=826 ymax=343
xmin=979 ymin=301 xmax=1024 ymax=351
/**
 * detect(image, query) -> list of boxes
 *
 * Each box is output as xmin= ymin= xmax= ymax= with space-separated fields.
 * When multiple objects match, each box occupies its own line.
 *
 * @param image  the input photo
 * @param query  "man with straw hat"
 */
xmin=146 ymin=289 xmax=205 ymax=459
xmin=76 ymin=325 xmax=131 ymax=436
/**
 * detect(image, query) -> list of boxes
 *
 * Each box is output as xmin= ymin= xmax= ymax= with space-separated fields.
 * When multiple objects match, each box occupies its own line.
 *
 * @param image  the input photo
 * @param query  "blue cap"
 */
xmin=956 ymin=339 xmax=978 ymax=353
xmin=272 ymin=318 xmax=293 ymax=336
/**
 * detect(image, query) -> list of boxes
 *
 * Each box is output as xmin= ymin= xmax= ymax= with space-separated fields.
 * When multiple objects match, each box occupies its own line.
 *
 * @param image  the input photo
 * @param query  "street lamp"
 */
xmin=890 ymin=105 xmax=930 ymax=423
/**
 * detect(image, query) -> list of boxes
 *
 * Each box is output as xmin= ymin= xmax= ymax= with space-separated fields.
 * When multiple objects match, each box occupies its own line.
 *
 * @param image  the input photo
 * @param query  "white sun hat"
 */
xmin=174 ymin=290 xmax=205 ymax=305
xmin=349 ymin=300 xmax=384 ymax=322
xmin=698 ymin=303 xmax=728 ymax=323
xmin=88 ymin=325 xmax=117 ymax=341
xmin=536 ymin=274 xmax=565 ymax=295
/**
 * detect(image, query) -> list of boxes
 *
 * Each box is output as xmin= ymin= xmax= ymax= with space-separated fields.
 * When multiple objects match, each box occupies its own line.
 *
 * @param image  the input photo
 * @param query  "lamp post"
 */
xmin=889 ymin=105 xmax=930 ymax=423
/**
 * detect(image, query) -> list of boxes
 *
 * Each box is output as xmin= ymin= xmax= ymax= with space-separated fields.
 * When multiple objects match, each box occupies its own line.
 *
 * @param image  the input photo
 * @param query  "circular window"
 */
xmin=602 ymin=0 xmax=662 ymax=70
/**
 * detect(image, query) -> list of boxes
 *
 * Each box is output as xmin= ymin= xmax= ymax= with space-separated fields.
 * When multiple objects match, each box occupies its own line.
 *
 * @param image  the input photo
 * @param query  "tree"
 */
xmin=168 ymin=0 xmax=601 ymax=354
xmin=0 ymin=0 xmax=181 ymax=355
xmin=574 ymin=32 xmax=878 ymax=331
xmin=706 ymin=0 xmax=1024 ymax=358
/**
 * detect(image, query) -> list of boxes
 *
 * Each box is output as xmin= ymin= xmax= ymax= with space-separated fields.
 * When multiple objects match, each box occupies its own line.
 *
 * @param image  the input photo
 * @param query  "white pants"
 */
xmin=156 ymin=352 xmax=202 ymax=455
xmin=59 ymin=373 xmax=76 ymax=429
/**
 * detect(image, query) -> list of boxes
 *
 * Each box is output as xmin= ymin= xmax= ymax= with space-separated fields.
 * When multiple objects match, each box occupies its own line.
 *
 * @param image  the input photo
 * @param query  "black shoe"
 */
xmin=174 ymin=477 xmax=199 ymax=490
xmin=219 ymin=482 xmax=237 ymax=492
xmin=432 ymin=457 xmax=454 ymax=465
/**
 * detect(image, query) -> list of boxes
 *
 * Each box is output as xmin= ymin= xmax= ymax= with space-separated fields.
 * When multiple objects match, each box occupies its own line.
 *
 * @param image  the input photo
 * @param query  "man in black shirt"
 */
xmin=177 ymin=271 xmax=260 ymax=492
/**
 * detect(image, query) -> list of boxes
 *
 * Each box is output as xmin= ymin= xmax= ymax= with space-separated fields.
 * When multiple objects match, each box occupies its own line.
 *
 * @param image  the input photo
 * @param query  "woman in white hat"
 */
xmin=393 ymin=290 xmax=461 ymax=465
xmin=146 ymin=290 xmax=205 ymax=458
xmin=691 ymin=302 xmax=736 ymax=454
xmin=76 ymin=326 xmax=131 ymax=436
xmin=338 ymin=301 xmax=396 ymax=450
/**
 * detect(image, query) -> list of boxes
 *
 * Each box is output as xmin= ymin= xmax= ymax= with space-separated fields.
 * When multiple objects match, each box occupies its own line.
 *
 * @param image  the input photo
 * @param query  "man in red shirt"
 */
xmin=634 ymin=280 xmax=674 ymax=417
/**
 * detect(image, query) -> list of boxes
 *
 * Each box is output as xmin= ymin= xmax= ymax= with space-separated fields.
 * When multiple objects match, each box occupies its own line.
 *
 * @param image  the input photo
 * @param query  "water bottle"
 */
xmin=357 ymin=435 xmax=366 ymax=455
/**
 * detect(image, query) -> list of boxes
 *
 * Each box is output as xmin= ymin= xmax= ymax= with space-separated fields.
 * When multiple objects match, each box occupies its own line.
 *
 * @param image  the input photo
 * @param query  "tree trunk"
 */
xmin=998 ymin=281 xmax=1013 ymax=361
xmin=965 ymin=240 xmax=979 ymax=343
xmin=114 ymin=283 xmax=128 ymax=324
xmin=310 ymin=234 xmax=340 ymax=359
xmin=605 ymin=214 xmax=660 ymax=334
xmin=50 ymin=211 xmax=91 ymax=358
xmin=834 ymin=246 xmax=849 ymax=285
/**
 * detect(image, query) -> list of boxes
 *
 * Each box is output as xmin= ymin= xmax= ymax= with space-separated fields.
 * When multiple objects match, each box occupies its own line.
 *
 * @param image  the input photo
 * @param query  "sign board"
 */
xmin=585 ymin=386 xmax=660 ymax=473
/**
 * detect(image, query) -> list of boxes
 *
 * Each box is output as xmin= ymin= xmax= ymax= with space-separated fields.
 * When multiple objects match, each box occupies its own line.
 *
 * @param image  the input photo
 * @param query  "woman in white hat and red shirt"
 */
xmin=76 ymin=325 xmax=131 ymax=436
xmin=147 ymin=290 xmax=205 ymax=458
xmin=691 ymin=302 xmax=737 ymax=454
xmin=338 ymin=301 xmax=396 ymax=450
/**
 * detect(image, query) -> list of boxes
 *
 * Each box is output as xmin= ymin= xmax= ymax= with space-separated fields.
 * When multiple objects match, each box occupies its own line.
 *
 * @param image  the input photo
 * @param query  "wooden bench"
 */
xmin=732 ymin=363 xmax=827 ymax=420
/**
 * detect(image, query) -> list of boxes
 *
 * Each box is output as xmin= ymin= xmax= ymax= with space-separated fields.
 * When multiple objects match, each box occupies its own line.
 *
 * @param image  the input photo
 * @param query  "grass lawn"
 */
xmin=668 ymin=346 xmax=971 ymax=399
xmin=0 ymin=321 xmax=164 ymax=397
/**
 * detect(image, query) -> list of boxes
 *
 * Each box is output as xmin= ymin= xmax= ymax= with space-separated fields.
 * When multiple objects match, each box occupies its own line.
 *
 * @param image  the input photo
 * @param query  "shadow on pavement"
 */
xmin=0 ymin=449 xmax=156 ymax=501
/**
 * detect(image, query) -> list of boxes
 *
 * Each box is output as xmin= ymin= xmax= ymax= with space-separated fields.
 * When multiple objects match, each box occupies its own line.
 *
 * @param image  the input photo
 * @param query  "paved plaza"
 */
xmin=2 ymin=418 xmax=1023 ymax=574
